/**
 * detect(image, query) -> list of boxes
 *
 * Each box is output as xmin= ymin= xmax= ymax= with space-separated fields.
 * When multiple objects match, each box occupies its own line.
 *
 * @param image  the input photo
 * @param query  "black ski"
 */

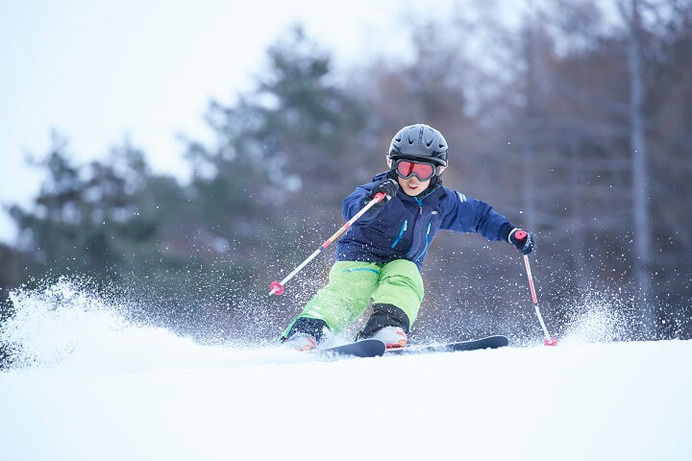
xmin=311 ymin=335 xmax=507 ymax=359
xmin=386 ymin=335 xmax=509 ymax=355
xmin=317 ymin=339 xmax=387 ymax=358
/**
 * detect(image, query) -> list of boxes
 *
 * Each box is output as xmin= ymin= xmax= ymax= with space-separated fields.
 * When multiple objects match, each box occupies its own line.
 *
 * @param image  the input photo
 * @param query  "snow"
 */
xmin=1 ymin=280 xmax=691 ymax=460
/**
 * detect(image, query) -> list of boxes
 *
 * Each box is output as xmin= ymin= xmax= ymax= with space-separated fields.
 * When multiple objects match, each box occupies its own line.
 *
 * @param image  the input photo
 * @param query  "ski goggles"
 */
xmin=394 ymin=159 xmax=438 ymax=181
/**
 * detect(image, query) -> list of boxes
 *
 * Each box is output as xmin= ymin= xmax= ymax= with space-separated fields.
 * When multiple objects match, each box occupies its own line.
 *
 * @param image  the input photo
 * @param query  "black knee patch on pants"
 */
xmin=285 ymin=317 xmax=328 ymax=342
xmin=360 ymin=303 xmax=410 ymax=339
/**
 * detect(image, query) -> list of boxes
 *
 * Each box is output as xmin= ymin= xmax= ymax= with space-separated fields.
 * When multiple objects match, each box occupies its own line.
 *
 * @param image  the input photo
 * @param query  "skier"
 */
xmin=281 ymin=124 xmax=534 ymax=351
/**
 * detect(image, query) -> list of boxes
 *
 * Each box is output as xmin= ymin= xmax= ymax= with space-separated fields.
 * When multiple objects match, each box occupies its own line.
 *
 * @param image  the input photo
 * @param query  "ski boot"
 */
xmin=281 ymin=333 xmax=318 ymax=351
xmin=358 ymin=303 xmax=410 ymax=349
xmin=281 ymin=317 xmax=328 ymax=351
xmin=368 ymin=326 xmax=408 ymax=349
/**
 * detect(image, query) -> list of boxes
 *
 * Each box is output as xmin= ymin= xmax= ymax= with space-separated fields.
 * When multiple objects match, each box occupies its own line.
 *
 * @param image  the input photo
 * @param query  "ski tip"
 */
xmin=493 ymin=335 xmax=510 ymax=347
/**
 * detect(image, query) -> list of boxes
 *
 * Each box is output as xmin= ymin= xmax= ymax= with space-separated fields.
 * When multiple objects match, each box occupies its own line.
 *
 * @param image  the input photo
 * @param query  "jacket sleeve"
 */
xmin=342 ymin=184 xmax=375 ymax=222
xmin=343 ymin=172 xmax=393 ymax=222
xmin=440 ymin=190 xmax=512 ymax=241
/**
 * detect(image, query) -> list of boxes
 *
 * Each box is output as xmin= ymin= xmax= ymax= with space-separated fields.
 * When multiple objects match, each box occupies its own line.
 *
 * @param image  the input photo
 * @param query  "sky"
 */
xmin=0 ymin=278 xmax=691 ymax=460
xmin=0 ymin=0 xmax=467 ymax=244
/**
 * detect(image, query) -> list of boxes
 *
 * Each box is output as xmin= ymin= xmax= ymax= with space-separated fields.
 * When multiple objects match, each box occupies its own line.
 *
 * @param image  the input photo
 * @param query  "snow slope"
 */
xmin=1 ymin=281 xmax=691 ymax=461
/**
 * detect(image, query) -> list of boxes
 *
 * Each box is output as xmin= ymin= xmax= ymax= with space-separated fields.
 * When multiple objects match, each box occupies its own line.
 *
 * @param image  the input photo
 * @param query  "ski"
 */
xmin=311 ymin=335 xmax=507 ymax=359
xmin=386 ymin=335 xmax=509 ymax=356
xmin=317 ymin=339 xmax=386 ymax=358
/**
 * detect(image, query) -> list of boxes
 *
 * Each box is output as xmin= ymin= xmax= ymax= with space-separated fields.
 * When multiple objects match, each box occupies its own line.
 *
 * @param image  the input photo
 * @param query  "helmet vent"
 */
xmin=388 ymin=124 xmax=448 ymax=168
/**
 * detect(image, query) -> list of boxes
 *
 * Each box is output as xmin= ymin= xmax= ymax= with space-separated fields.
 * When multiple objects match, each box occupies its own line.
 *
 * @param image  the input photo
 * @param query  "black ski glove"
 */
xmin=364 ymin=178 xmax=399 ymax=213
xmin=508 ymin=228 xmax=535 ymax=255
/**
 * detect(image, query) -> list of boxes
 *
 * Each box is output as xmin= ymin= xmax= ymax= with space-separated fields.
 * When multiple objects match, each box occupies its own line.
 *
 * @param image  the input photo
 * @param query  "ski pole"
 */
xmin=269 ymin=192 xmax=387 ymax=296
xmin=515 ymin=230 xmax=558 ymax=346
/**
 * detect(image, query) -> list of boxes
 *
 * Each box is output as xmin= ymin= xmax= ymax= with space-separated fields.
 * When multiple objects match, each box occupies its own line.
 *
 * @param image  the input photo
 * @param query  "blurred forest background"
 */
xmin=1 ymin=0 xmax=690 ymax=350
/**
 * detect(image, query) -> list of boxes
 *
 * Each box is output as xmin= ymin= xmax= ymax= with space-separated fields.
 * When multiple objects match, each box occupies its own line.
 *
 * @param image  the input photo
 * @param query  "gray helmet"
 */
xmin=387 ymin=124 xmax=448 ymax=167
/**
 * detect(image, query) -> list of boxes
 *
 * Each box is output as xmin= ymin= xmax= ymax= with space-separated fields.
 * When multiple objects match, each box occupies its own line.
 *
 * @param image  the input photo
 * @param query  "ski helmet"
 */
xmin=387 ymin=124 xmax=448 ymax=168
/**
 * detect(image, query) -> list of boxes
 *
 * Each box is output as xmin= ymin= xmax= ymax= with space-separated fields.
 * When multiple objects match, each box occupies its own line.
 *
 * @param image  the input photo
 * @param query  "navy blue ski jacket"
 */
xmin=335 ymin=172 xmax=513 ymax=271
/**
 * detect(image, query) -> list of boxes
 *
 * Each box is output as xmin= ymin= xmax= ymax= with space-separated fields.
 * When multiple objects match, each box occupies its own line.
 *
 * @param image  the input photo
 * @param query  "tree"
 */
xmin=615 ymin=0 xmax=654 ymax=333
xmin=635 ymin=0 xmax=692 ymax=337
xmin=184 ymin=26 xmax=370 ymax=280
xmin=8 ymin=134 xmax=177 ymax=282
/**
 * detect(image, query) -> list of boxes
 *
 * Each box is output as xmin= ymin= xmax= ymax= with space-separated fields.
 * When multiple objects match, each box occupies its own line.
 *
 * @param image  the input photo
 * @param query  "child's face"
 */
xmin=397 ymin=175 xmax=430 ymax=196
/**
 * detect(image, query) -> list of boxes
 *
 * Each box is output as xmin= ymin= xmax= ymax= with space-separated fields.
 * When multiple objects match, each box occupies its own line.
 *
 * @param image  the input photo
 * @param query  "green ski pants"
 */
xmin=283 ymin=259 xmax=425 ymax=336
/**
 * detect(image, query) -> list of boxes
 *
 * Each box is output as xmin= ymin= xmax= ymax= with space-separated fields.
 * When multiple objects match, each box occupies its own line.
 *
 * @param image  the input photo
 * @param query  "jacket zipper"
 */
xmin=415 ymin=222 xmax=432 ymax=261
xmin=391 ymin=219 xmax=408 ymax=248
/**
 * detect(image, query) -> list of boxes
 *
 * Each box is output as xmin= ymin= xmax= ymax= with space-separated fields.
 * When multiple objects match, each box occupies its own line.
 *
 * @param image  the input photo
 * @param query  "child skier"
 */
xmin=281 ymin=124 xmax=534 ymax=351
